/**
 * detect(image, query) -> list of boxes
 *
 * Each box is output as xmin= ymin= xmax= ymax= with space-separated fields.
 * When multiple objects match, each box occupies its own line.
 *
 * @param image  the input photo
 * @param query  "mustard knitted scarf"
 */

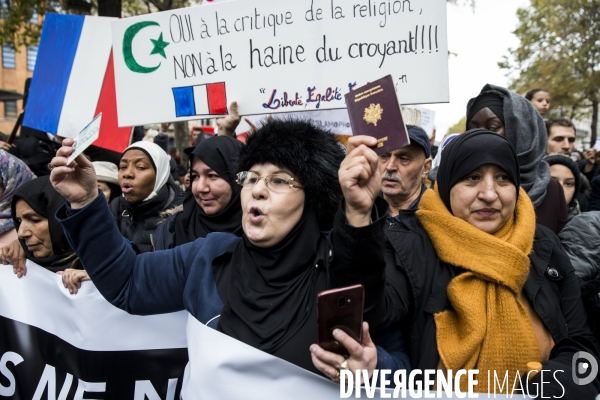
xmin=416 ymin=186 xmax=539 ymax=393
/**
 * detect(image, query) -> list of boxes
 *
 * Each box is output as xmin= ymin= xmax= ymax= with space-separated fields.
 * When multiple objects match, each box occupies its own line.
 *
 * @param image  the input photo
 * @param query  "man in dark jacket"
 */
xmin=378 ymin=125 xmax=431 ymax=217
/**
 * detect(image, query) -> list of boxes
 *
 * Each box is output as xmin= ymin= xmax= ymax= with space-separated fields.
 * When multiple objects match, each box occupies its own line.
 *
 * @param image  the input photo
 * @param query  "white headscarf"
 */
xmin=122 ymin=141 xmax=170 ymax=201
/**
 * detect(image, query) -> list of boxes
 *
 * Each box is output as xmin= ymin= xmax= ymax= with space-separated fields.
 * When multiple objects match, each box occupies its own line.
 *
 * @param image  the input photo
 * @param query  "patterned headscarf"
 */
xmin=0 ymin=150 xmax=35 ymax=234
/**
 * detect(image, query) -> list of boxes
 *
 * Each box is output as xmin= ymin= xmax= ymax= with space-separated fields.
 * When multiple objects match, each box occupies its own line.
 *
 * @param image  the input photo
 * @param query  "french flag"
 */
xmin=172 ymin=83 xmax=227 ymax=117
xmin=23 ymin=14 xmax=132 ymax=153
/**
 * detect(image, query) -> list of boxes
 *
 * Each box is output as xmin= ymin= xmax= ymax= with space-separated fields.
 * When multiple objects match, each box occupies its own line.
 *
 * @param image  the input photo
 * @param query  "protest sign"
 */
xmin=413 ymin=106 xmax=436 ymax=137
xmin=111 ymin=0 xmax=449 ymax=126
xmin=0 ymin=264 xmax=530 ymax=399
xmin=236 ymin=108 xmax=352 ymax=135
xmin=235 ymin=106 xmax=435 ymax=136
xmin=0 ymin=263 xmax=188 ymax=399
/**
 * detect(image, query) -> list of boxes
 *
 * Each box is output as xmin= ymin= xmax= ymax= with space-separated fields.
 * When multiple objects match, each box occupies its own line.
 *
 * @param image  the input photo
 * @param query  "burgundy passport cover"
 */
xmin=344 ymin=75 xmax=410 ymax=155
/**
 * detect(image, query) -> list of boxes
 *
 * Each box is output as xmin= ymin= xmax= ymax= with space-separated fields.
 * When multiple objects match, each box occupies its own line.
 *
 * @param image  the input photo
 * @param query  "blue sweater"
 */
xmin=57 ymin=193 xmax=410 ymax=373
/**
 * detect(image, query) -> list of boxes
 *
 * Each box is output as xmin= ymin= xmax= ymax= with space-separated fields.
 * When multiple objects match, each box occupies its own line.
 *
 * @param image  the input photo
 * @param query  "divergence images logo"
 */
xmin=123 ymin=21 xmax=169 ymax=74
xmin=572 ymin=351 xmax=598 ymax=385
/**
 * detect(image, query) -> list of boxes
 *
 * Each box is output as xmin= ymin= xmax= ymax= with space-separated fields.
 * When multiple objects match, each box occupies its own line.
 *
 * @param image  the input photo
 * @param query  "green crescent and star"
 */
xmin=123 ymin=21 xmax=170 ymax=74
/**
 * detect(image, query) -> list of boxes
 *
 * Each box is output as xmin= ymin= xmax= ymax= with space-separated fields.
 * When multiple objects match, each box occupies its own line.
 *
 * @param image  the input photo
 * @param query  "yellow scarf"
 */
xmin=416 ymin=186 xmax=540 ymax=393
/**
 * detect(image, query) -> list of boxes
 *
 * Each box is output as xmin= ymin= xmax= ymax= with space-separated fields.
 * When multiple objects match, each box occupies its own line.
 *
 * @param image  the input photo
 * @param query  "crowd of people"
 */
xmin=1 ymin=83 xmax=600 ymax=396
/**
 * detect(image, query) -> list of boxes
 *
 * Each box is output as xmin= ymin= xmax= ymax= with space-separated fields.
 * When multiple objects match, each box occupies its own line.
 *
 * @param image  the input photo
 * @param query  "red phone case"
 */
xmin=317 ymin=284 xmax=364 ymax=356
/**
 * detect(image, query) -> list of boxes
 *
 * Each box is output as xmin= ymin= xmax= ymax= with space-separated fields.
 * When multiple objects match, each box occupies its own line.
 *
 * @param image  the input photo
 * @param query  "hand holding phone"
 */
xmin=317 ymin=284 xmax=364 ymax=356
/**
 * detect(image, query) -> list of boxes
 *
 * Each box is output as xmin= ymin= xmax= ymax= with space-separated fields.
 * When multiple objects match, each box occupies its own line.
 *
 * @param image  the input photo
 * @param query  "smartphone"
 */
xmin=317 ymin=284 xmax=364 ymax=356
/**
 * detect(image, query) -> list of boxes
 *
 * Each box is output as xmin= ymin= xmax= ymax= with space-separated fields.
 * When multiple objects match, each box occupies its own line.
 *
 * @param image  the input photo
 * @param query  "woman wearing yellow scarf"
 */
xmin=314 ymin=129 xmax=599 ymax=398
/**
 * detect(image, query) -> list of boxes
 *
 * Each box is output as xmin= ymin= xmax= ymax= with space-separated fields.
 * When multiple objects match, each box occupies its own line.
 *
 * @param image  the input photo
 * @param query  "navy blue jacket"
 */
xmin=57 ymin=193 xmax=410 ymax=374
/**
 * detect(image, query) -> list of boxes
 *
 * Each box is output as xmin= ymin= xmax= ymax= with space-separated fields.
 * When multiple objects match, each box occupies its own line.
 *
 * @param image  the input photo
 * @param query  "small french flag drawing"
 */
xmin=23 ymin=14 xmax=132 ymax=153
xmin=172 ymin=83 xmax=228 ymax=117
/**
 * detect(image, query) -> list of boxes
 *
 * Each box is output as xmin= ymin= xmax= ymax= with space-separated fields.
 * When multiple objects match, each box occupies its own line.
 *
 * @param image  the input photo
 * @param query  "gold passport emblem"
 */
xmin=363 ymin=103 xmax=383 ymax=126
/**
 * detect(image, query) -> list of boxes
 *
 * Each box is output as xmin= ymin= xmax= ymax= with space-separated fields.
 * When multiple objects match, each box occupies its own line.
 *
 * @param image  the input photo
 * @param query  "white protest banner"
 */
xmin=235 ymin=106 xmax=436 ymax=136
xmin=236 ymin=108 xmax=352 ymax=135
xmin=182 ymin=316 xmax=528 ymax=399
xmin=0 ymin=264 xmax=530 ymax=399
xmin=413 ymin=105 xmax=436 ymax=137
xmin=112 ymin=0 xmax=449 ymax=126
xmin=0 ymin=263 xmax=188 ymax=398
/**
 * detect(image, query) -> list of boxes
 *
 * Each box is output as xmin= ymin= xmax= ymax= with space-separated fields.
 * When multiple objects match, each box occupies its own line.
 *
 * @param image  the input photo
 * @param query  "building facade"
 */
xmin=0 ymin=44 xmax=37 ymax=134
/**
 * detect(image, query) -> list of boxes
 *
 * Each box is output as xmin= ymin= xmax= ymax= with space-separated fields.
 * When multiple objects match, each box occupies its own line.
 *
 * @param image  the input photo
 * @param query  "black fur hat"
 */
xmin=236 ymin=118 xmax=345 ymax=230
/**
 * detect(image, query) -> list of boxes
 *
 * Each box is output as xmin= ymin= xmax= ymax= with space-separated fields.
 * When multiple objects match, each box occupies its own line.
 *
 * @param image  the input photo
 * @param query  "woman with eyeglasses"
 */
xmin=153 ymin=136 xmax=244 ymax=250
xmin=34 ymin=119 xmax=406 ymax=376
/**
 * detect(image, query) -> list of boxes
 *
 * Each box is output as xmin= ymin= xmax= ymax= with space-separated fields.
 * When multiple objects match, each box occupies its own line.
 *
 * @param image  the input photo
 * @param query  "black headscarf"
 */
xmin=466 ymin=84 xmax=550 ymax=208
xmin=437 ymin=129 xmax=520 ymax=212
xmin=218 ymin=209 xmax=322 ymax=354
xmin=214 ymin=119 xmax=344 ymax=368
xmin=11 ymin=176 xmax=76 ymax=271
xmin=174 ymin=136 xmax=243 ymax=245
xmin=544 ymin=154 xmax=581 ymax=208
xmin=466 ymin=92 xmax=505 ymax=127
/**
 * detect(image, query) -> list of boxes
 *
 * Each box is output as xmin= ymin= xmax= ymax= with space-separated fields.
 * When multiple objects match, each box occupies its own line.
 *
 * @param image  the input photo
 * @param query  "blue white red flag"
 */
xmin=23 ymin=14 xmax=132 ymax=153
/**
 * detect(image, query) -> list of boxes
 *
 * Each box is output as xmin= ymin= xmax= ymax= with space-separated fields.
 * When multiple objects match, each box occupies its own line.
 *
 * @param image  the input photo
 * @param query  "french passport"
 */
xmin=344 ymin=75 xmax=410 ymax=155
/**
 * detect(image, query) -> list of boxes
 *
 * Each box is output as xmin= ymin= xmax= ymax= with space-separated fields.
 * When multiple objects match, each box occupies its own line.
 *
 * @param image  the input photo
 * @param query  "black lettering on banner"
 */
xmin=346 ymin=25 xmax=438 ymax=68
xmin=0 ymin=316 xmax=188 ymax=399
xmin=351 ymin=0 xmax=414 ymax=28
xmin=170 ymin=14 xmax=194 ymax=43
xmin=316 ymin=35 xmax=342 ymax=63
xmin=220 ymin=45 xmax=237 ymax=71
xmin=250 ymin=39 xmax=306 ymax=69
xmin=215 ymin=11 xmax=230 ymax=36
xmin=330 ymin=0 xmax=345 ymax=19
xmin=199 ymin=18 xmax=211 ymax=39
xmin=305 ymin=0 xmax=323 ymax=21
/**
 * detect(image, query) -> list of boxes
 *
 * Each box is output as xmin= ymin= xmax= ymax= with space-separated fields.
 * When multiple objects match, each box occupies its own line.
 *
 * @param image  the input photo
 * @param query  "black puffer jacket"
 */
xmin=559 ymin=212 xmax=600 ymax=281
xmin=590 ymin=176 xmax=600 ymax=212
xmin=560 ymin=212 xmax=600 ymax=345
xmin=110 ymin=179 xmax=183 ymax=253
xmin=331 ymin=203 xmax=600 ymax=398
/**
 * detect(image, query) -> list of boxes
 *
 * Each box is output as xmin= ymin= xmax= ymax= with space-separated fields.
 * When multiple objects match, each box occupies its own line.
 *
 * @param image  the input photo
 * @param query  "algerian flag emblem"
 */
xmin=123 ymin=21 xmax=169 ymax=74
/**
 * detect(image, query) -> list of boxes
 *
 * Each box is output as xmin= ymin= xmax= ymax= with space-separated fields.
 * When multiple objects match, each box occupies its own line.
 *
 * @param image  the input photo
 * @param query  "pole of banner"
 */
xmin=7 ymin=110 xmax=24 ymax=145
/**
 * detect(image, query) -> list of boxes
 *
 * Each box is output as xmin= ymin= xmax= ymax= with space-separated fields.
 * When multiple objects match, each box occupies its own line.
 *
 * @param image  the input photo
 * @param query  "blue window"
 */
xmin=27 ymin=46 xmax=38 ymax=71
xmin=2 ymin=45 xmax=16 ymax=69
xmin=4 ymin=101 xmax=17 ymax=118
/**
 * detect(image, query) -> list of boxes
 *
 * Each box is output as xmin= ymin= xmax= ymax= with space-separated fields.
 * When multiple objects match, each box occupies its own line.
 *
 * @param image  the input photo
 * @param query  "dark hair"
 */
xmin=524 ymin=88 xmax=549 ymax=101
xmin=545 ymin=117 xmax=575 ymax=136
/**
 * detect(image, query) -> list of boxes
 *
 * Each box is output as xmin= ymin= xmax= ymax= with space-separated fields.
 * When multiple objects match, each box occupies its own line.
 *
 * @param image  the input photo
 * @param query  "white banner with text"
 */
xmin=111 ymin=0 xmax=449 ymax=126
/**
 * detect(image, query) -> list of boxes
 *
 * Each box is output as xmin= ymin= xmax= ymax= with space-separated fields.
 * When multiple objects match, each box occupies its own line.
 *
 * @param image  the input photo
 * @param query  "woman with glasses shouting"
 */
xmin=16 ymin=118 xmax=408 ymax=379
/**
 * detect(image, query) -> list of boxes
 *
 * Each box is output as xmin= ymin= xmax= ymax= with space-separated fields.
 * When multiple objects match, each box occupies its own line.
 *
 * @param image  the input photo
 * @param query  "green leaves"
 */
xmin=0 ymin=0 xmax=59 ymax=50
xmin=501 ymin=0 xmax=600 ymax=129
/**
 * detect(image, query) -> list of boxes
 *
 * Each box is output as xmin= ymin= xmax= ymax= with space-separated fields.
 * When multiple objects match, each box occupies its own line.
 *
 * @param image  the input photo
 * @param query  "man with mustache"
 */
xmin=379 ymin=125 xmax=432 ymax=218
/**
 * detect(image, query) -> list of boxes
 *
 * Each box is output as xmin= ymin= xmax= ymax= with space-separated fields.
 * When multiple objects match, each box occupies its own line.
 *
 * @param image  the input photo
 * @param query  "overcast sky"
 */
xmin=423 ymin=0 xmax=530 ymax=140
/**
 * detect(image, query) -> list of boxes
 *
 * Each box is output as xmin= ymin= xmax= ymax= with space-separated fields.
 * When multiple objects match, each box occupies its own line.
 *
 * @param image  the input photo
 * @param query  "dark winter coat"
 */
xmin=57 ymin=194 xmax=410 ymax=375
xmin=331 ymin=206 xmax=600 ymax=397
xmin=109 ymin=179 xmax=183 ymax=253
xmin=559 ymin=212 xmax=600 ymax=346
xmin=590 ymin=176 xmax=600 ymax=212
xmin=559 ymin=212 xmax=600 ymax=281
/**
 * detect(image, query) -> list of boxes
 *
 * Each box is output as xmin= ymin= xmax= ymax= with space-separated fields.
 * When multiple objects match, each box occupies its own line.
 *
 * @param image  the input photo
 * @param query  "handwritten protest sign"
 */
xmin=112 ymin=0 xmax=449 ymax=126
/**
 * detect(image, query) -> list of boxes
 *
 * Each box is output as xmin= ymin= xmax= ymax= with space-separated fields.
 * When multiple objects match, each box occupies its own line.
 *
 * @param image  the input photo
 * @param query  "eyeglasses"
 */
xmin=236 ymin=171 xmax=303 ymax=192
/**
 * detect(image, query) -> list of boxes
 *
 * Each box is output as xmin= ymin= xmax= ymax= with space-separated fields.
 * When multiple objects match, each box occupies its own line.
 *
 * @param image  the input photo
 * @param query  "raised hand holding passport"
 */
xmin=339 ymin=136 xmax=381 ymax=227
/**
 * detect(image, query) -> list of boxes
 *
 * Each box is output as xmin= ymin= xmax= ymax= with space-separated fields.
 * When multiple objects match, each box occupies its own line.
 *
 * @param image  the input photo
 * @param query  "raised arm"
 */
xmin=56 ymin=194 xmax=195 ymax=314
xmin=330 ymin=136 xmax=410 ymax=328
xmin=49 ymin=139 xmax=193 ymax=314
